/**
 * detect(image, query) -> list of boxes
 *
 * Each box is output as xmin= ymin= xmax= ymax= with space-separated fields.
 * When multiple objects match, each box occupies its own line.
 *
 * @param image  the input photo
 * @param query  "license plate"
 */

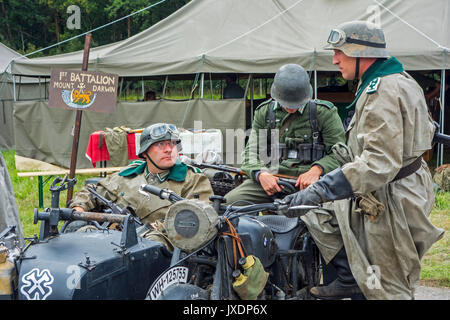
xmin=148 ymin=266 xmax=189 ymax=300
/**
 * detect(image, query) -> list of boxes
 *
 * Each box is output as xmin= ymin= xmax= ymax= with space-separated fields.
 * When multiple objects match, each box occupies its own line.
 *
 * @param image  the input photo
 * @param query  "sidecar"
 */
xmin=1 ymin=209 xmax=171 ymax=300
xmin=17 ymin=228 xmax=171 ymax=300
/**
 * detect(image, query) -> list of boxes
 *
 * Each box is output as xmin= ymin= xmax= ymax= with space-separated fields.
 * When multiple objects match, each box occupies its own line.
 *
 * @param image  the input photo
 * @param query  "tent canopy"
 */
xmin=10 ymin=0 xmax=450 ymax=77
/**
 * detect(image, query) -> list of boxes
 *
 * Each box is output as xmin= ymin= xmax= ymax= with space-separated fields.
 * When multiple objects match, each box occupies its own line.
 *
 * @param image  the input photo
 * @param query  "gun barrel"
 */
xmin=88 ymin=187 xmax=123 ymax=214
xmin=71 ymin=211 xmax=126 ymax=224
xmin=434 ymin=132 xmax=450 ymax=147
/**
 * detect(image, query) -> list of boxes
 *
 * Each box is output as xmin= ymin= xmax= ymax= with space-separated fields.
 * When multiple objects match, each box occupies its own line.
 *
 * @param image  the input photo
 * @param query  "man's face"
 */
xmin=145 ymin=140 xmax=178 ymax=169
xmin=333 ymin=49 xmax=356 ymax=80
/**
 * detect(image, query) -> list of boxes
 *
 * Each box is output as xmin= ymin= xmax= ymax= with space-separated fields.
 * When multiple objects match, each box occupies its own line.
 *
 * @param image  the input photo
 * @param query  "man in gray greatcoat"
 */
xmin=283 ymin=21 xmax=444 ymax=300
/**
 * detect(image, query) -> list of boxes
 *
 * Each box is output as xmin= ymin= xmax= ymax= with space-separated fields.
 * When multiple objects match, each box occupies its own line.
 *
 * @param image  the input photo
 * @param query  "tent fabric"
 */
xmin=13 ymin=99 xmax=245 ymax=169
xmin=0 ymin=152 xmax=25 ymax=247
xmin=0 ymin=43 xmax=46 ymax=150
xmin=10 ymin=0 xmax=450 ymax=77
xmin=0 ymin=42 xmax=21 ymax=73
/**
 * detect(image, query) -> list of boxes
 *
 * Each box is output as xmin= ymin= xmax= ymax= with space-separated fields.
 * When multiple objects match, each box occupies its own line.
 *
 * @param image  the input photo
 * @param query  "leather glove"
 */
xmin=281 ymin=168 xmax=354 ymax=217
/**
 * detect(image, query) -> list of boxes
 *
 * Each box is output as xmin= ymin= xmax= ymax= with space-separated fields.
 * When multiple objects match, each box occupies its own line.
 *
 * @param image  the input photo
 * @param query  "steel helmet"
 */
xmin=138 ymin=123 xmax=181 ymax=158
xmin=270 ymin=64 xmax=313 ymax=109
xmin=324 ymin=20 xmax=389 ymax=58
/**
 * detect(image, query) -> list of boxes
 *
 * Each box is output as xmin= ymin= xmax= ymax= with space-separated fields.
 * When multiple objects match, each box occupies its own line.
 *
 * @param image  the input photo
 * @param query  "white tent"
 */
xmin=0 ymin=43 xmax=46 ymax=150
xmin=10 ymin=0 xmax=450 ymax=77
xmin=6 ymin=0 xmax=450 ymax=167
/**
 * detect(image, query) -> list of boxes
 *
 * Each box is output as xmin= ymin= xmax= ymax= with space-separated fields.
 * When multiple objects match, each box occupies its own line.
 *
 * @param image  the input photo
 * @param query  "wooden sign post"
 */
xmin=67 ymin=33 xmax=91 ymax=204
xmin=48 ymin=34 xmax=119 ymax=205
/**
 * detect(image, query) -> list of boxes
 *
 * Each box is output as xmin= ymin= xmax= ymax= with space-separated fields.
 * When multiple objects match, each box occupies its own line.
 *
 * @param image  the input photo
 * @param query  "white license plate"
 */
xmin=148 ymin=266 xmax=189 ymax=300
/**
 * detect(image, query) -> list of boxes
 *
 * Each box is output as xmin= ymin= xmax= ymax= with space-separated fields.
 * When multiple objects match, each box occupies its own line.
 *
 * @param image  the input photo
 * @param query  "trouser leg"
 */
xmin=310 ymin=247 xmax=365 ymax=300
xmin=224 ymin=178 xmax=273 ymax=204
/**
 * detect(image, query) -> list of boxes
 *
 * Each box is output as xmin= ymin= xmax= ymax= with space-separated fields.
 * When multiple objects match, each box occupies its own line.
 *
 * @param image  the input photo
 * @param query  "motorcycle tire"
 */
xmin=157 ymin=283 xmax=209 ymax=300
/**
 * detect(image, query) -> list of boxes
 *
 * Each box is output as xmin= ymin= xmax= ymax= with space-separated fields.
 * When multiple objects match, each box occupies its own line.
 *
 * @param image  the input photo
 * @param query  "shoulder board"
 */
xmin=255 ymin=98 xmax=274 ymax=111
xmin=187 ymin=164 xmax=202 ymax=173
xmin=314 ymin=99 xmax=335 ymax=109
xmin=366 ymin=77 xmax=381 ymax=94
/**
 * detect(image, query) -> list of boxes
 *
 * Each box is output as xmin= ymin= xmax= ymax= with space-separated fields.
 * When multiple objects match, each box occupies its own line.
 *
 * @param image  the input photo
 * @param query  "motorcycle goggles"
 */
xmin=149 ymin=123 xmax=179 ymax=139
xmin=327 ymin=29 xmax=346 ymax=47
xmin=327 ymin=28 xmax=386 ymax=48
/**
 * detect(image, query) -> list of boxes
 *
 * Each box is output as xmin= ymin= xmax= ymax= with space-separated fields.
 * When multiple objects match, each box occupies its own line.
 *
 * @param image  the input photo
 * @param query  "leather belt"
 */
xmin=392 ymin=156 xmax=423 ymax=182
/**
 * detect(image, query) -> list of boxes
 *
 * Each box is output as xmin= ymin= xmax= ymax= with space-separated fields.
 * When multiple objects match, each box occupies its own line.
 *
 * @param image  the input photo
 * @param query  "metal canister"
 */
xmin=0 ymin=245 xmax=16 ymax=299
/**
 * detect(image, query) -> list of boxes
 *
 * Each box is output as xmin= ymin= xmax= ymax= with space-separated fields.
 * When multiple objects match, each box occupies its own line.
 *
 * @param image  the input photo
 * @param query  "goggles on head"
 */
xmin=149 ymin=123 xmax=179 ymax=139
xmin=327 ymin=28 xmax=386 ymax=49
xmin=327 ymin=29 xmax=346 ymax=47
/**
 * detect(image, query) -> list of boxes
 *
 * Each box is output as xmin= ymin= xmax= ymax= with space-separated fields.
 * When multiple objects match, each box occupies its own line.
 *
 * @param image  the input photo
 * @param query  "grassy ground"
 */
xmin=1 ymin=149 xmax=449 ymax=288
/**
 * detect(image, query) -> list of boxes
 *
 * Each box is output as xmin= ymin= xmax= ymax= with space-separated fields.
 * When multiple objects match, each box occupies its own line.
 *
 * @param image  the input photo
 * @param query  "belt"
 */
xmin=392 ymin=156 xmax=423 ymax=182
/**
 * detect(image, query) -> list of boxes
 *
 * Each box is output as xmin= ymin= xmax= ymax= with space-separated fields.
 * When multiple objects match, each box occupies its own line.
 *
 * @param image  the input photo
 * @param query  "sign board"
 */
xmin=49 ymin=69 xmax=119 ymax=113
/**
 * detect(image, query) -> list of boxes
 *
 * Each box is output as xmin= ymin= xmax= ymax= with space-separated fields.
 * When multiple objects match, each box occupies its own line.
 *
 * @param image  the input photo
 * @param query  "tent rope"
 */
xmin=4 ymin=0 xmax=167 ymax=71
xmin=373 ymin=0 xmax=450 ymax=52
xmin=203 ymin=0 xmax=307 ymax=56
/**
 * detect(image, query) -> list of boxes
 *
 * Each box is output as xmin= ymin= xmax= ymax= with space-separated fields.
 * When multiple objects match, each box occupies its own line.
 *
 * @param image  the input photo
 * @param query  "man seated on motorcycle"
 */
xmin=224 ymin=64 xmax=346 ymax=204
xmin=70 ymin=123 xmax=214 ymax=245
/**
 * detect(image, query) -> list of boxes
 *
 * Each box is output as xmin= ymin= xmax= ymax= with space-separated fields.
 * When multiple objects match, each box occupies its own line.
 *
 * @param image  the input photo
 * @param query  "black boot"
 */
xmin=310 ymin=248 xmax=365 ymax=300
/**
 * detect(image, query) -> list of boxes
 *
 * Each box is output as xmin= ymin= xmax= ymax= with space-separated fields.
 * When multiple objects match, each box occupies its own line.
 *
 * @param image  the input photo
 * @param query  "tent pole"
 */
xmin=12 ymin=75 xmax=16 ymax=102
xmin=260 ymin=78 xmax=262 ymax=97
xmin=439 ymin=60 xmax=446 ymax=167
xmin=209 ymin=73 xmax=213 ymax=100
xmin=437 ymin=51 xmax=447 ymax=168
xmin=163 ymin=75 xmax=168 ymax=98
xmin=141 ymin=77 xmax=145 ymax=100
xmin=200 ymin=73 xmax=204 ymax=98
xmin=250 ymin=74 xmax=254 ymax=126
xmin=17 ymin=76 xmax=21 ymax=101
xmin=118 ymin=78 xmax=124 ymax=101
xmin=314 ymin=70 xmax=317 ymax=99
xmin=38 ymin=76 xmax=42 ymax=100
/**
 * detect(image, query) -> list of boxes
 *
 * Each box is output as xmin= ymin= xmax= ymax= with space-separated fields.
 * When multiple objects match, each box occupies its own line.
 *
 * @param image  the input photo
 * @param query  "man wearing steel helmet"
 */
xmin=225 ymin=64 xmax=345 ymax=204
xmin=283 ymin=21 xmax=444 ymax=300
xmin=70 ymin=123 xmax=213 ymax=227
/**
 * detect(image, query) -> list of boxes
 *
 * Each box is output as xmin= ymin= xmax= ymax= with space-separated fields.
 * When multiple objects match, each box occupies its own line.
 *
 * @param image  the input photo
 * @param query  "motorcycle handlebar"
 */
xmin=138 ymin=184 xmax=318 ymax=216
xmin=139 ymin=184 xmax=184 ymax=203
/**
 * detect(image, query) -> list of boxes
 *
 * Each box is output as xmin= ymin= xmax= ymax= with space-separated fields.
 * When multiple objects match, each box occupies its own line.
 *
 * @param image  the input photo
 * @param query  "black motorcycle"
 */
xmin=0 ymin=176 xmax=172 ymax=300
xmin=139 ymin=184 xmax=323 ymax=300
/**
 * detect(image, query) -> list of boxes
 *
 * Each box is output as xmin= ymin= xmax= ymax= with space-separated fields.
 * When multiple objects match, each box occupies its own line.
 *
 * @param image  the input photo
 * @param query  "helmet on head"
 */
xmin=270 ymin=64 xmax=313 ymax=109
xmin=324 ymin=20 xmax=389 ymax=58
xmin=138 ymin=123 xmax=181 ymax=158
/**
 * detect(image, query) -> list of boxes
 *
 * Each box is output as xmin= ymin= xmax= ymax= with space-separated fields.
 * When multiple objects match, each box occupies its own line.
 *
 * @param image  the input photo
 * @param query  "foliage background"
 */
xmin=0 ymin=0 xmax=191 ymax=57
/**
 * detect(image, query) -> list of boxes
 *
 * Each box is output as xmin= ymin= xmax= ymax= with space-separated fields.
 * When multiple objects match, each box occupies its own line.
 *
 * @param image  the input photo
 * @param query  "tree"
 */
xmin=0 ymin=0 xmax=192 ymax=56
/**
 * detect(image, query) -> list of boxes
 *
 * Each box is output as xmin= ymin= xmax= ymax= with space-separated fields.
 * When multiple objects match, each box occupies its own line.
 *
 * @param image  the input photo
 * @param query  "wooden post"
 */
xmin=67 ymin=33 xmax=92 ymax=205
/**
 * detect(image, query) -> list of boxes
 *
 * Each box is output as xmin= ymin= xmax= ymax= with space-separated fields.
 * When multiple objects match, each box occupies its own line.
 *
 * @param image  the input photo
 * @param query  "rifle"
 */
xmin=433 ymin=121 xmax=450 ymax=147
xmin=434 ymin=132 xmax=450 ymax=147
xmin=87 ymin=186 xmax=143 ymax=225
xmin=192 ymin=162 xmax=299 ymax=191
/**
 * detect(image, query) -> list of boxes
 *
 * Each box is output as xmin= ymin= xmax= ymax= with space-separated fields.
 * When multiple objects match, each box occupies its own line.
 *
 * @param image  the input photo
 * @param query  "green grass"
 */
xmin=1 ymin=149 xmax=449 ymax=287
xmin=2 ymin=149 xmax=96 ymax=237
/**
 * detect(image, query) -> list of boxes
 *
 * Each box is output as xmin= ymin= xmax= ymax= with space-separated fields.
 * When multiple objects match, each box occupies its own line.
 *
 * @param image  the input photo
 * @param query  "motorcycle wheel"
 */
xmin=157 ymin=284 xmax=209 ymax=300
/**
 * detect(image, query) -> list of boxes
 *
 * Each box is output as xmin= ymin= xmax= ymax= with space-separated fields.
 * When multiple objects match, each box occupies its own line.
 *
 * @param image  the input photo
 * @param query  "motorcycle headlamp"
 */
xmin=165 ymin=200 xmax=219 ymax=253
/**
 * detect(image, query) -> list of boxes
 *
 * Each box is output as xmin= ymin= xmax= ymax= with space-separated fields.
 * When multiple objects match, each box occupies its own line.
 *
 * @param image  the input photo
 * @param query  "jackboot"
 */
xmin=310 ymin=248 xmax=365 ymax=300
